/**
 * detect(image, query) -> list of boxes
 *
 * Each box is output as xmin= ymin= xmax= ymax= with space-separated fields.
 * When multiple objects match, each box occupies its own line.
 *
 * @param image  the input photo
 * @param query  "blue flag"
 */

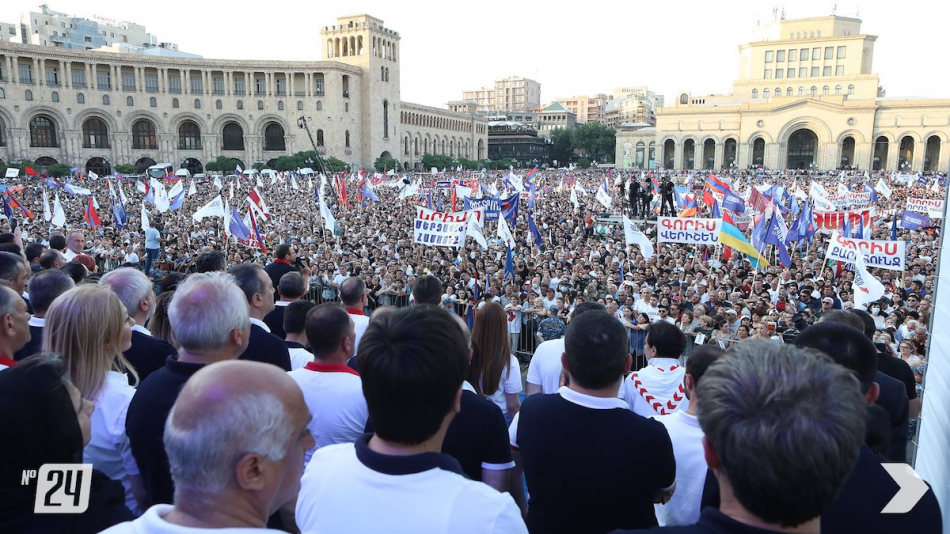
xmin=529 ymin=181 xmax=536 ymax=210
xmin=900 ymin=210 xmax=930 ymax=231
xmin=528 ymin=213 xmax=544 ymax=250
xmin=113 ymin=199 xmax=128 ymax=230
xmin=230 ymin=207 xmax=251 ymax=241
xmin=864 ymin=183 xmax=878 ymax=202
xmin=504 ymin=245 xmax=514 ymax=283
xmin=891 ymin=210 xmax=899 ymax=240
xmin=721 ymin=189 xmax=746 ymax=213
xmin=711 ymin=200 xmax=722 ymax=219
xmin=169 ymin=191 xmax=186 ymax=211
xmin=427 ymin=190 xmax=433 ymax=210
xmin=763 ymin=210 xmax=792 ymax=268
xmin=1 ymin=194 xmax=12 ymax=220
xmin=842 ymin=214 xmax=852 ymax=239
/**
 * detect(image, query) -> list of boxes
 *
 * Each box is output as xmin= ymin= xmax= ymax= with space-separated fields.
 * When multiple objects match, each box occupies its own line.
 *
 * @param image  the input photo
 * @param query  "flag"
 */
xmin=43 ymin=189 xmax=51 ymax=222
xmin=529 ymin=181 xmax=536 ymax=210
xmin=84 ymin=197 xmax=101 ymax=228
xmin=852 ymin=248 xmax=885 ymax=310
xmin=467 ymin=214 xmax=487 ymax=249
xmin=763 ymin=208 xmax=792 ymax=268
xmin=711 ymin=200 xmax=722 ymax=219
xmin=141 ymin=203 xmax=150 ymax=232
xmin=504 ymin=245 xmax=514 ymax=283
xmin=64 ymin=183 xmax=93 ymax=196
xmin=235 ymin=164 xmax=243 ymax=175
xmin=891 ymin=210 xmax=899 ymax=240
xmin=622 ymin=216 xmax=654 ymax=260
xmin=45 ymin=177 xmax=62 ymax=189
xmin=150 ymin=179 xmax=170 ymax=212
xmin=500 ymin=194 xmax=520 ymax=221
xmin=362 ymin=181 xmax=379 ymax=203
xmin=427 ymin=189 xmax=433 ymax=210
xmin=506 ymin=171 xmax=524 ymax=192
xmin=113 ymin=198 xmax=127 ymax=230
xmin=229 ymin=204 xmax=252 ymax=241
xmin=721 ymin=189 xmax=746 ymax=213
xmin=168 ymin=181 xmax=184 ymax=200
xmin=718 ymin=221 xmax=769 ymax=268
xmin=900 ymin=210 xmax=930 ymax=231
xmin=809 ymin=182 xmax=836 ymax=211
xmin=24 ymin=166 xmax=38 ymax=176
xmin=674 ymin=186 xmax=689 ymax=209
xmin=192 ymin=196 xmax=225 ymax=221
xmin=842 ymin=215 xmax=852 ymax=239
xmin=864 ymin=183 xmax=878 ymax=202
xmin=748 ymin=186 xmax=770 ymax=213
xmin=5 ymin=192 xmax=34 ymax=219
xmin=291 ymin=175 xmax=300 ymax=191
xmin=188 ymin=180 xmax=197 ymax=197
xmin=169 ymin=190 xmax=186 ymax=211
xmin=525 ymin=167 xmax=538 ymax=184
xmin=247 ymin=208 xmax=267 ymax=254
xmin=528 ymin=213 xmax=543 ymax=250
xmin=497 ymin=212 xmax=516 ymax=249
xmin=247 ymin=188 xmax=271 ymax=219
xmin=678 ymin=193 xmax=698 ymax=217
xmin=118 ymin=183 xmax=128 ymax=204
xmin=1 ymin=194 xmax=11 ymax=220
xmin=51 ymin=194 xmax=66 ymax=227
xmin=703 ymin=174 xmax=731 ymax=206
xmin=595 ymin=178 xmax=612 ymax=209
xmin=213 ymin=176 xmax=223 ymax=190
xmin=564 ymin=175 xmax=575 ymax=187
xmin=570 ymin=186 xmax=579 ymax=209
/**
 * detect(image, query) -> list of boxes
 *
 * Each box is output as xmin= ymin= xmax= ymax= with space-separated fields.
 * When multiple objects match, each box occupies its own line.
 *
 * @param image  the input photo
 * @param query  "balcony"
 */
xmin=294 ymin=91 xmax=305 ymax=97
xmin=255 ymin=90 xmax=266 ymax=96
xmin=276 ymin=90 xmax=286 ymax=96
xmin=122 ymin=85 xmax=135 ymax=92
xmin=233 ymin=90 xmax=245 ymax=96
xmin=314 ymin=86 xmax=325 ymax=96
xmin=169 ymin=88 xmax=182 ymax=94
xmin=212 ymin=89 xmax=225 ymax=95
xmin=97 ymin=83 xmax=111 ymax=90
xmin=19 ymin=78 xmax=35 ymax=85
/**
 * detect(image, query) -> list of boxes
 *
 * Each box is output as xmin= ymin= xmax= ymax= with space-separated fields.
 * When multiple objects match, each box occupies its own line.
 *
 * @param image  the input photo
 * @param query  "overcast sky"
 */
xmin=9 ymin=0 xmax=949 ymax=107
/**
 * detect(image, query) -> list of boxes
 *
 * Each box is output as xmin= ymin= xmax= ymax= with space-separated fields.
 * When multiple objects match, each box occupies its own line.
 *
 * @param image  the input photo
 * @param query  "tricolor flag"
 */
xmin=84 ymin=197 xmax=101 ymax=228
xmin=247 ymin=188 xmax=271 ymax=220
xmin=678 ymin=193 xmax=698 ymax=217
xmin=4 ymin=192 xmax=35 ymax=219
xmin=525 ymin=167 xmax=538 ymax=184
xmin=247 ymin=208 xmax=267 ymax=254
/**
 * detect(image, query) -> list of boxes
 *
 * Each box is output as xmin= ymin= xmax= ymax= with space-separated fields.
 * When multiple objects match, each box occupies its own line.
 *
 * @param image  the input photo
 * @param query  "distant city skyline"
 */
xmin=4 ymin=0 xmax=948 ymax=109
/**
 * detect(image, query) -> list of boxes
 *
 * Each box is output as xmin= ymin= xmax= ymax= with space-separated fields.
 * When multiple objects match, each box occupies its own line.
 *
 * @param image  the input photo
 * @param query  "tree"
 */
xmin=273 ymin=155 xmax=301 ymax=172
xmin=323 ymin=156 xmax=348 ymax=173
xmin=577 ymin=158 xmax=592 ymax=169
xmin=114 ymin=164 xmax=136 ymax=175
xmin=571 ymin=122 xmax=616 ymax=163
xmin=550 ymin=128 xmax=574 ymax=167
xmin=252 ymin=161 xmax=267 ymax=172
xmin=374 ymin=157 xmax=401 ymax=172
xmin=457 ymin=158 xmax=481 ymax=170
xmin=421 ymin=154 xmax=453 ymax=170
xmin=47 ymin=164 xmax=71 ymax=178
xmin=205 ymin=156 xmax=236 ymax=173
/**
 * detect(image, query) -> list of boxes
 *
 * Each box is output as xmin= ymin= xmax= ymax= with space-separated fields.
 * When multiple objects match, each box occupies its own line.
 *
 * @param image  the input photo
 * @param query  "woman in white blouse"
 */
xmin=44 ymin=285 xmax=144 ymax=515
xmin=469 ymin=301 xmax=522 ymax=424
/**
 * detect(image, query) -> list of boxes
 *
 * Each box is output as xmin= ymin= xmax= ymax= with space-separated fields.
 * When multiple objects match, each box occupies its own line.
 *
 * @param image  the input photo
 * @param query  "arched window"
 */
xmin=149 ymin=97 xmax=157 ymax=107
xmin=810 ymin=86 xmax=817 ymax=96
xmin=316 ymin=129 xmax=324 ymax=147
xmin=751 ymin=89 xmax=758 ymax=99
xmin=77 ymin=93 xmax=85 ymax=104
xmin=775 ymin=87 xmax=781 ymax=96
xmin=25 ymin=90 xmax=33 ymax=101
xmin=297 ymin=101 xmax=303 ymax=111
xmin=222 ymin=122 xmax=245 ymax=150
xmin=127 ymin=96 xmax=134 ymax=106
xmin=277 ymin=101 xmax=284 ymax=111
xmin=82 ymin=117 xmax=109 ymax=148
xmin=680 ymin=93 xmax=688 ymax=105
xmin=316 ymin=101 xmax=323 ymax=111
xmin=835 ymin=85 xmax=842 ymax=95
xmin=178 ymin=121 xmax=202 ymax=150
xmin=258 ymin=100 xmax=264 ymax=110
xmin=51 ymin=91 xmax=59 ymax=102
xmin=383 ymin=100 xmax=389 ymax=139
xmin=847 ymin=84 xmax=855 ymax=95
xmin=822 ymin=86 xmax=829 ymax=95
xmin=264 ymin=122 xmax=286 ymax=151
xmin=30 ymin=115 xmax=57 ymax=147
xmin=171 ymin=98 xmax=178 ymax=108
xmin=194 ymin=99 xmax=201 ymax=109
xmin=215 ymin=99 xmax=222 ymax=110
xmin=798 ymin=87 xmax=805 ymax=96
xmin=237 ymin=100 xmax=243 ymax=110
xmin=345 ymin=130 xmax=351 ymax=148
xmin=0 ymin=88 xmax=4 ymax=98
xmin=763 ymin=89 xmax=770 ymax=98
xmin=786 ymin=87 xmax=793 ymax=96
xmin=103 ymin=95 xmax=110 ymax=105
xmin=132 ymin=120 xmax=157 ymax=150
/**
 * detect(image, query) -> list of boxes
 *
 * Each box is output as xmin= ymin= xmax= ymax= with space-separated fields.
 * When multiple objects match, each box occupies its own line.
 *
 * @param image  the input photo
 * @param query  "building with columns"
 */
xmin=0 ymin=13 xmax=487 ymax=175
xmin=616 ymin=16 xmax=950 ymax=173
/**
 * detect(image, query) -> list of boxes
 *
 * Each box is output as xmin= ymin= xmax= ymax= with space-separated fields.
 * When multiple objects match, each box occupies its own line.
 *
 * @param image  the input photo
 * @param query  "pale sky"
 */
xmin=7 ymin=0 xmax=949 ymax=107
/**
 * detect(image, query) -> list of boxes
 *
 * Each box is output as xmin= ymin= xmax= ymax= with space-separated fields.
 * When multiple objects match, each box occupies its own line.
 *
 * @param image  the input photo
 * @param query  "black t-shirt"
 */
xmin=617 ymin=507 xmax=788 ymax=534
xmin=876 ymin=351 xmax=918 ymax=401
xmin=872 ymin=370 xmax=909 ymax=463
xmin=441 ymin=389 xmax=512 ymax=481
xmin=514 ymin=393 xmax=675 ymax=534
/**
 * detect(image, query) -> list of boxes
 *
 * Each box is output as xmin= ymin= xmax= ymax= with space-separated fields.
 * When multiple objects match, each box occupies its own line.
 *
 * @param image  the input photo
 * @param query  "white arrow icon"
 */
xmin=881 ymin=464 xmax=929 ymax=514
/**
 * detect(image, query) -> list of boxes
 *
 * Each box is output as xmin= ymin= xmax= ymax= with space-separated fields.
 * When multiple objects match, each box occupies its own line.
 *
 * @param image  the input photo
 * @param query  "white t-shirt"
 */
xmin=287 ymin=363 xmax=368 ymax=465
xmin=288 ymin=346 xmax=314 ymax=371
xmin=84 ymin=370 xmax=141 ymax=515
xmin=651 ymin=410 xmax=706 ymax=526
xmin=622 ymin=358 xmax=689 ymax=418
xmin=526 ymin=338 xmax=564 ymax=394
xmin=483 ymin=355 xmax=522 ymax=418
xmin=100 ymin=504 xmax=286 ymax=533
xmin=348 ymin=312 xmax=370 ymax=353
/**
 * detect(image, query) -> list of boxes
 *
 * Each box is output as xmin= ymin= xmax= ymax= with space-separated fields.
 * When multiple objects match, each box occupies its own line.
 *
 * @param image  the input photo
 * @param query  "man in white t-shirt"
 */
xmin=64 ymin=230 xmax=84 ymax=261
xmin=102 ymin=360 xmax=313 ymax=534
xmin=526 ymin=302 xmax=607 ymax=396
xmin=287 ymin=303 xmax=366 ymax=465
xmin=622 ymin=321 xmax=689 ymax=417
xmin=283 ymin=300 xmax=315 ymax=371
xmin=295 ymin=305 xmax=526 ymax=533
xmin=339 ymin=276 xmax=369 ymax=353
xmin=651 ymin=345 xmax=723 ymax=526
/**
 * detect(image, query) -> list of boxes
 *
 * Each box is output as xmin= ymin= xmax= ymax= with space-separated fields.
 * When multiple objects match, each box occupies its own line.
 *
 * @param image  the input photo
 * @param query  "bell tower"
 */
xmin=321 ymin=15 xmax=401 ymax=168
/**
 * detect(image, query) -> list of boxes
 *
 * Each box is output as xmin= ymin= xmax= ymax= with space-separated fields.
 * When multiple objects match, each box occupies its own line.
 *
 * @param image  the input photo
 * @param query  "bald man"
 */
xmin=104 ymin=360 xmax=314 ymax=533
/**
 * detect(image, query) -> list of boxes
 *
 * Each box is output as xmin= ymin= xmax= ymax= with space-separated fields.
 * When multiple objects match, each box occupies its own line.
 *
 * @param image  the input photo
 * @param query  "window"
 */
xmin=277 ymin=101 xmax=284 ymax=111
xmin=835 ymin=85 xmax=842 ymax=95
xmin=763 ymin=89 xmax=770 ymax=98
xmin=96 ymin=70 xmax=110 ymax=89
xmin=145 ymin=74 xmax=159 ymax=92
xmin=775 ymin=87 xmax=781 ymax=95
xmin=297 ymin=101 xmax=303 ymax=111
xmin=799 ymin=67 xmax=807 ymax=77
xmin=800 ymin=49 xmax=808 ymax=61
xmin=82 ymin=118 xmax=109 ymax=148
xmin=178 ymin=121 xmax=201 ymax=150
xmin=264 ymin=123 xmax=285 ymax=151
xmin=103 ymin=95 xmax=110 ymax=105
xmin=316 ymin=129 xmax=324 ymax=147
xmin=810 ymin=86 xmax=817 ymax=96
xmin=789 ymin=49 xmax=796 ymax=62
xmin=190 ymin=76 xmax=202 ymax=94
xmin=194 ymin=99 xmax=201 ymax=109
xmin=765 ymin=51 xmax=773 ymax=63
xmin=255 ymin=78 xmax=265 ymax=95
xmin=751 ymin=89 xmax=758 ymax=99
xmin=824 ymin=47 xmax=833 ymax=60
xmin=812 ymin=47 xmax=820 ymax=59
xmin=316 ymin=101 xmax=323 ymax=111
xmin=30 ymin=116 xmax=58 ymax=147
xmin=786 ymin=87 xmax=793 ymax=96
xmin=18 ymin=64 xmax=32 ymax=83
xmin=837 ymin=46 xmax=846 ymax=59
xmin=257 ymin=100 xmax=264 ymax=110
xmin=236 ymin=100 xmax=243 ymax=110
xmin=313 ymin=73 xmax=325 ymax=95
xmin=149 ymin=97 xmax=156 ymax=107
xmin=169 ymin=76 xmax=181 ymax=93
xmin=172 ymin=98 xmax=179 ymax=108
xmin=45 ymin=66 xmax=59 ymax=85
xmin=342 ymin=74 xmax=350 ymax=97
xmin=132 ymin=120 xmax=157 ymax=149
xmin=822 ymin=86 xmax=830 ymax=95
xmin=811 ymin=67 xmax=820 ymax=77
xmin=222 ymin=123 xmax=244 ymax=150
xmin=77 ymin=93 xmax=85 ymax=104
xmin=775 ymin=69 xmax=783 ymax=79
xmin=345 ymin=130 xmax=351 ymax=148
xmin=798 ymin=87 xmax=805 ymax=96
xmin=215 ymin=99 xmax=222 ymax=110
xmin=127 ymin=96 xmax=134 ymax=106
xmin=835 ymin=65 xmax=844 ymax=76
xmin=213 ymin=77 xmax=224 ymax=94
xmin=776 ymin=50 xmax=785 ymax=62
xmin=122 ymin=72 xmax=135 ymax=91
xmin=234 ymin=78 xmax=245 ymax=95
xmin=787 ymin=68 xmax=795 ymax=78
xmin=764 ymin=69 xmax=772 ymax=79
xmin=24 ymin=90 xmax=33 ymax=101
xmin=823 ymin=66 xmax=832 ymax=77
xmin=847 ymin=84 xmax=855 ymax=95
xmin=71 ymin=70 xmax=86 ymax=88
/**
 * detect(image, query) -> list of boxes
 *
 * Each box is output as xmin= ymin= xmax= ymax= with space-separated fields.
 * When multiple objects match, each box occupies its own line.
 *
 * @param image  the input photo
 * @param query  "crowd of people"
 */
xmin=0 ymin=163 xmax=945 ymax=533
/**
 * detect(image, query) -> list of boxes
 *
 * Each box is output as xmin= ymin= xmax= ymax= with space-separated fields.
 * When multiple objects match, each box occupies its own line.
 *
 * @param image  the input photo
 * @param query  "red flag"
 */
xmin=24 ymin=166 xmax=38 ymax=176
xmin=84 ymin=197 xmax=101 ymax=228
xmin=5 ymin=192 xmax=35 ymax=219
xmin=749 ymin=186 xmax=770 ymax=212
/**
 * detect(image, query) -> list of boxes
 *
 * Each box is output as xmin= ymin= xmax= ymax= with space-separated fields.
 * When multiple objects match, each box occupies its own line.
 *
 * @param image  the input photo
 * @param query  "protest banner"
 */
xmin=462 ymin=194 xmax=518 ymax=221
xmin=823 ymin=231 xmax=906 ymax=271
xmin=414 ymin=207 xmax=483 ymax=247
xmin=900 ymin=210 xmax=931 ymax=231
xmin=813 ymin=207 xmax=874 ymax=233
xmin=906 ymin=197 xmax=944 ymax=218
xmin=656 ymin=217 xmax=721 ymax=245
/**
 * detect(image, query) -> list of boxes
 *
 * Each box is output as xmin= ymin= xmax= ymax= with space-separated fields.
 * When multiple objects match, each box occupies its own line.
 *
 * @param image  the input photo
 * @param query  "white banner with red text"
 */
xmin=414 ymin=207 xmax=484 ymax=247
xmin=656 ymin=217 xmax=721 ymax=245
xmin=822 ymin=231 xmax=907 ymax=272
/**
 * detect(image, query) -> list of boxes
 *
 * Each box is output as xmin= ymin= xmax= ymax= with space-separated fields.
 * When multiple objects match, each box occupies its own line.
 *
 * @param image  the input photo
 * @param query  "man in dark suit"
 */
xmin=264 ymin=272 xmax=308 ymax=339
xmin=14 ymin=269 xmax=74 ymax=361
xmin=100 ymin=267 xmax=178 ymax=385
xmin=264 ymin=244 xmax=298 ymax=301
xmin=233 ymin=263 xmax=292 ymax=371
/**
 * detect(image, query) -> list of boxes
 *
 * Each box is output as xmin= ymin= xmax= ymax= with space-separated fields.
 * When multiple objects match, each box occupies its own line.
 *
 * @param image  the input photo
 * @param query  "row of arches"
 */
xmin=752 ymin=84 xmax=855 ymax=99
xmin=400 ymin=111 xmax=469 ymax=133
xmin=402 ymin=132 xmax=484 ymax=160
xmin=12 ymin=88 xmax=329 ymax=113
xmin=327 ymin=35 xmax=364 ymax=58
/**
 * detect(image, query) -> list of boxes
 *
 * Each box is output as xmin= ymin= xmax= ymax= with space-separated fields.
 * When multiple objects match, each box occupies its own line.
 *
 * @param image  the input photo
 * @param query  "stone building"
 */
xmin=462 ymin=76 xmax=541 ymax=114
xmin=0 ymin=13 xmax=487 ymax=174
xmin=616 ymin=16 xmax=950 ymax=173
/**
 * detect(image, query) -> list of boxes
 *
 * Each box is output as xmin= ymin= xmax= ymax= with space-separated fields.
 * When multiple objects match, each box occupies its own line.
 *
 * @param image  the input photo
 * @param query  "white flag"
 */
xmin=107 ymin=180 xmax=116 ymax=200
xmin=497 ymin=214 xmax=516 ymax=249
xmin=809 ymin=181 xmax=835 ymax=211
xmin=118 ymin=184 xmax=128 ymax=204
xmin=874 ymin=178 xmax=892 ymax=199
xmin=931 ymin=177 xmax=940 ymax=193
xmin=595 ymin=183 xmax=612 ymax=209
xmin=150 ymin=179 xmax=169 ymax=213
xmin=235 ymin=164 xmax=243 ymax=174
xmin=623 ymin=216 xmax=654 ymax=261
xmin=256 ymin=175 xmax=264 ymax=189
xmin=229 ymin=181 xmax=235 ymax=200
xmin=467 ymin=213 xmax=488 ymax=249
xmin=489 ymin=181 xmax=498 ymax=196
xmin=291 ymin=175 xmax=300 ymax=191
xmin=319 ymin=194 xmax=335 ymax=233
xmin=213 ymin=176 xmax=223 ymax=190
xmin=570 ymin=186 xmax=579 ymax=209
xmin=308 ymin=176 xmax=313 ymax=190
xmin=43 ymin=189 xmax=51 ymax=222
xmin=192 ymin=195 xmax=225 ymax=222
xmin=88 ymin=171 xmax=99 ymax=180
xmin=852 ymin=248 xmax=885 ymax=309
xmin=507 ymin=172 xmax=524 ymax=192
xmin=91 ymin=195 xmax=100 ymax=210
xmin=223 ymin=197 xmax=232 ymax=239
xmin=141 ymin=203 xmax=150 ymax=232
xmin=271 ymin=172 xmax=278 ymax=186
xmin=168 ymin=181 xmax=184 ymax=200
xmin=575 ymin=183 xmax=588 ymax=197
xmin=51 ymin=194 xmax=66 ymax=227
xmin=837 ymin=182 xmax=849 ymax=196
xmin=188 ymin=180 xmax=197 ymax=197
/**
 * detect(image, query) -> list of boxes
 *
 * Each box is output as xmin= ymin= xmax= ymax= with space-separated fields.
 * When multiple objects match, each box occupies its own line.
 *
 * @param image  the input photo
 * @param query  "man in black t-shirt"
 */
xmin=509 ymin=310 xmax=675 ymax=534
xmin=661 ymin=177 xmax=675 ymax=216
xmin=628 ymin=180 xmax=641 ymax=218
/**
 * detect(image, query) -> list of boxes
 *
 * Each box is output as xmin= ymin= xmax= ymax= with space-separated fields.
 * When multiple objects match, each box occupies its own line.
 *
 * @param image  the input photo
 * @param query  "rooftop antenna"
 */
xmin=781 ymin=6 xmax=786 ymax=20
xmin=832 ymin=0 xmax=837 ymax=15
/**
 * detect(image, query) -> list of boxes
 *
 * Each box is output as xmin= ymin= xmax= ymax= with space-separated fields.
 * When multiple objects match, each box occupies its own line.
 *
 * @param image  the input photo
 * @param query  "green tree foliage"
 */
xmin=571 ymin=123 xmax=616 ymax=163
xmin=550 ymin=128 xmax=574 ymax=167
xmin=374 ymin=157 xmax=402 ymax=172
xmin=421 ymin=154 xmax=454 ymax=170
xmin=323 ymin=156 xmax=348 ymax=173
xmin=114 ymin=164 xmax=136 ymax=175
xmin=252 ymin=161 xmax=267 ymax=171
xmin=457 ymin=158 xmax=481 ymax=170
xmin=577 ymin=158 xmax=592 ymax=169
xmin=47 ymin=164 xmax=71 ymax=178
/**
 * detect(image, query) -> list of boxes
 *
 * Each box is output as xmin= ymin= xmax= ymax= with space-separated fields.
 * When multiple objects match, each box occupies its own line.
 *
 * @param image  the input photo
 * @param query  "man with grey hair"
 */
xmin=233 ymin=263 xmax=291 ymax=371
xmin=101 ymin=267 xmax=177 ymax=384
xmin=264 ymin=271 xmax=308 ymax=339
xmin=104 ymin=360 xmax=313 ymax=533
xmin=0 ymin=251 xmax=30 ymax=307
xmin=64 ymin=230 xmax=84 ymax=261
xmin=13 ymin=269 xmax=74 ymax=361
xmin=127 ymin=272 xmax=251 ymax=507
xmin=0 ymin=285 xmax=31 ymax=371
xmin=628 ymin=340 xmax=867 ymax=533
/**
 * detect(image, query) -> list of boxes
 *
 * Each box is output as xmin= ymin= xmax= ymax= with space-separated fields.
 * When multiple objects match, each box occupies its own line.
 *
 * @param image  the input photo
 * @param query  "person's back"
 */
xmin=511 ymin=310 xmax=675 ymax=534
xmin=622 ymin=321 xmax=689 ymax=417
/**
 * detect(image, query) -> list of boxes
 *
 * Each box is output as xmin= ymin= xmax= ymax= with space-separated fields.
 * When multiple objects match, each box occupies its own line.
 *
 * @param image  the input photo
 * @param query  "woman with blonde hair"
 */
xmin=469 ymin=301 xmax=522 ymax=423
xmin=43 ymin=284 xmax=145 ymax=515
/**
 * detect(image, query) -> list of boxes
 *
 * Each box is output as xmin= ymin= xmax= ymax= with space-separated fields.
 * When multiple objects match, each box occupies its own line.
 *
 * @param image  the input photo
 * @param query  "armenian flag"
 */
xmin=525 ymin=167 xmax=538 ymax=184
